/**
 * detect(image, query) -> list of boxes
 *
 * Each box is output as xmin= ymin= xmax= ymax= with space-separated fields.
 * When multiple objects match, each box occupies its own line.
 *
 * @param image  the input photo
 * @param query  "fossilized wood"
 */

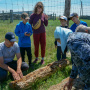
xmin=48 ymin=76 xmax=85 ymax=90
xmin=9 ymin=59 xmax=70 ymax=90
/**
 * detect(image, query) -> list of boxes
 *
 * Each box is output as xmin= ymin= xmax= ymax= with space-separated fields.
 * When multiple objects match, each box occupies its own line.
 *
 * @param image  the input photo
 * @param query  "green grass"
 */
xmin=0 ymin=19 xmax=90 ymax=90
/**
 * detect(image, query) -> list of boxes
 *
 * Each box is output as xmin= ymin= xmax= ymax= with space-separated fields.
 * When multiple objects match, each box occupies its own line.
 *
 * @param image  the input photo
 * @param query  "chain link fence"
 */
xmin=0 ymin=0 xmax=90 ymax=23
xmin=0 ymin=0 xmax=90 ymax=41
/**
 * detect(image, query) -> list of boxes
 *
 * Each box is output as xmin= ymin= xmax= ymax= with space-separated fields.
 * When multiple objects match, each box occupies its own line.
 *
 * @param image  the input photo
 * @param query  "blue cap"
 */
xmin=68 ymin=13 xmax=78 ymax=20
xmin=5 ymin=32 xmax=17 ymax=42
xmin=69 ymin=13 xmax=78 ymax=19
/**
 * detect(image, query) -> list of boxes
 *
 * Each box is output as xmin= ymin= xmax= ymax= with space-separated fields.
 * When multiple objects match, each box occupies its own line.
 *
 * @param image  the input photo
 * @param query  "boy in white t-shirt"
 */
xmin=55 ymin=16 xmax=68 ymax=60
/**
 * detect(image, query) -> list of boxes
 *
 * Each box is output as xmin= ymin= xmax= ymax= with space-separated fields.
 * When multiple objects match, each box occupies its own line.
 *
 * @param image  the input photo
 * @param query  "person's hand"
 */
xmin=17 ymin=69 xmax=23 ymax=79
xmin=63 ymin=81 xmax=73 ymax=90
xmin=12 ymin=71 xmax=20 ymax=80
xmin=24 ymin=32 xmax=31 ymax=36
xmin=45 ymin=14 xmax=48 ymax=20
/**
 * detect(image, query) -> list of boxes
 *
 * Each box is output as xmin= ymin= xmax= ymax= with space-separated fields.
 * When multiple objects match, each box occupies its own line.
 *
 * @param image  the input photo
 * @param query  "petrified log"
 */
xmin=9 ymin=59 xmax=70 ymax=90
xmin=48 ymin=76 xmax=85 ymax=90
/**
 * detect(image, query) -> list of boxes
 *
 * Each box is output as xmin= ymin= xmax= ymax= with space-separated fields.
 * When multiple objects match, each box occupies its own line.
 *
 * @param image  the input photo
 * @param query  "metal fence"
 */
xmin=0 ymin=0 xmax=90 ymax=22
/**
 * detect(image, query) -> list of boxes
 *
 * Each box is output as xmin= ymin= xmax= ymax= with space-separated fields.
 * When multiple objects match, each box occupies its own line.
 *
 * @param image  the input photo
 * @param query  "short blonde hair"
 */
xmin=76 ymin=25 xmax=90 ymax=34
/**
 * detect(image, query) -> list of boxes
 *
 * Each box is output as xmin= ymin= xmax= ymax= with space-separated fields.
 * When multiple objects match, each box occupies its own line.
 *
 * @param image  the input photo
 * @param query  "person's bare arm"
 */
xmin=63 ymin=77 xmax=74 ymax=90
xmin=0 ymin=56 xmax=15 ymax=73
xmin=16 ymin=53 xmax=23 ymax=79
xmin=0 ymin=56 xmax=20 ymax=80
xmin=16 ymin=53 xmax=22 ymax=69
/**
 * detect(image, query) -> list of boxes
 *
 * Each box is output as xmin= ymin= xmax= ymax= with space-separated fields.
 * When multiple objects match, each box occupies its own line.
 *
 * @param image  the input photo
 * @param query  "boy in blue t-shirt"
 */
xmin=69 ymin=13 xmax=87 ymax=32
xmin=15 ymin=13 xmax=33 ymax=66
xmin=69 ymin=13 xmax=87 ymax=64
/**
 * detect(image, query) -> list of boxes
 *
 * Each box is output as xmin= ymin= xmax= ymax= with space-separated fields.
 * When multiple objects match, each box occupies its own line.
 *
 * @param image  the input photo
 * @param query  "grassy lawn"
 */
xmin=0 ymin=19 xmax=89 ymax=90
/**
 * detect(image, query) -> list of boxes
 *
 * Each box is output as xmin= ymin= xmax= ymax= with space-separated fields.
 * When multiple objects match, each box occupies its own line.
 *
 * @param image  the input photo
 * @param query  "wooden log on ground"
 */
xmin=9 ymin=59 xmax=70 ymax=90
xmin=48 ymin=76 xmax=85 ymax=90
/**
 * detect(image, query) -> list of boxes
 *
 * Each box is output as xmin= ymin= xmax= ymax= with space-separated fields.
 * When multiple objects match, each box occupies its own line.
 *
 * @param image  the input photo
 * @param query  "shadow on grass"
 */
xmin=26 ymin=62 xmax=42 ymax=74
xmin=0 ymin=75 xmax=12 ymax=90
xmin=0 ymin=81 xmax=5 ymax=90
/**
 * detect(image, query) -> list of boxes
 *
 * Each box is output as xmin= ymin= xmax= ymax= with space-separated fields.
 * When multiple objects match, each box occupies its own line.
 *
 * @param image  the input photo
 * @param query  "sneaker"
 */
xmin=41 ymin=60 xmax=44 ymax=65
xmin=33 ymin=59 xmax=38 ymax=63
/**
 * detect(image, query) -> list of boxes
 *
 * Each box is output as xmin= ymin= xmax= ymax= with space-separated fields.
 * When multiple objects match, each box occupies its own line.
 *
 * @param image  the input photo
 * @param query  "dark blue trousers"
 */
xmin=0 ymin=60 xmax=29 ymax=82
xmin=57 ymin=46 xmax=66 ymax=60
xmin=20 ymin=47 xmax=32 ymax=65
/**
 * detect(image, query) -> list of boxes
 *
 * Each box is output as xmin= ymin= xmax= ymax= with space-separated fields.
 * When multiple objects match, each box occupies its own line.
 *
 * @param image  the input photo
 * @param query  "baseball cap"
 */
xmin=59 ymin=16 xmax=67 ymax=21
xmin=5 ymin=32 xmax=17 ymax=42
xmin=21 ymin=13 xmax=30 ymax=19
xmin=69 ymin=13 xmax=78 ymax=20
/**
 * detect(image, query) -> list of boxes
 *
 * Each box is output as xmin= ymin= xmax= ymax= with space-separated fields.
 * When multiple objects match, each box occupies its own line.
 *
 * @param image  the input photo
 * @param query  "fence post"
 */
xmin=64 ymin=0 xmax=71 ymax=26
xmin=59 ymin=15 xmax=60 ymax=19
xmin=51 ymin=14 xmax=52 ymax=20
xmin=10 ymin=10 xmax=13 ymax=23
xmin=53 ymin=13 xmax=54 ymax=21
xmin=80 ymin=0 xmax=83 ymax=17
xmin=2 ymin=10 xmax=5 ymax=22
xmin=55 ymin=14 xmax=56 ymax=20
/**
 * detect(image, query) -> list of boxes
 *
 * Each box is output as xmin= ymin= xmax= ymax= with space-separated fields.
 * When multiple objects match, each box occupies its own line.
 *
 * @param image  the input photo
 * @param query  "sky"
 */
xmin=0 ymin=0 xmax=90 ymax=16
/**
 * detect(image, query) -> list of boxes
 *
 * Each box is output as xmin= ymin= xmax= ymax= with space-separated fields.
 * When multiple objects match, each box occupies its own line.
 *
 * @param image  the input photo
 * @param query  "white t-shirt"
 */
xmin=57 ymin=41 xmax=61 ymax=46
xmin=0 ymin=42 xmax=20 ymax=63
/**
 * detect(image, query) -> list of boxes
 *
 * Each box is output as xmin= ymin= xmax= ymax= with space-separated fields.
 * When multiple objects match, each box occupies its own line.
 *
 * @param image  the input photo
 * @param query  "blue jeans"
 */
xmin=0 ymin=60 xmax=29 ymax=82
xmin=57 ymin=46 xmax=66 ymax=60
xmin=0 ymin=68 xmax=7 ymax=82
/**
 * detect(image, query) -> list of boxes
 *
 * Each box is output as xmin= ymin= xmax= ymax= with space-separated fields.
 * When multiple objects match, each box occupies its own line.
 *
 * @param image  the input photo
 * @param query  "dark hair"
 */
xmin=33 ymin=2 xmax=44 ymax=14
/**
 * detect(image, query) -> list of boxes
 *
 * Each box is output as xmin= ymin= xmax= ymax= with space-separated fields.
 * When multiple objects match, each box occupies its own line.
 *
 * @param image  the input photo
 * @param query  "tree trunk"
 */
xmin=64 ymin=0 xmax=71 ymax=26
xmin=49 ymin=76 xmax=85 ymax=90
xmin=9 ymin=59 xmax=70 ymax=90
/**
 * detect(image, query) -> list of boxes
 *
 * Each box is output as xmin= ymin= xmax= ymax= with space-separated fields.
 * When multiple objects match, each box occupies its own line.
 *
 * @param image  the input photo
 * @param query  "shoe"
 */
xmin=41 ymin=60 xmax=44 ymax=65
xmin=33 ymin=59 xmax=38 ymax=63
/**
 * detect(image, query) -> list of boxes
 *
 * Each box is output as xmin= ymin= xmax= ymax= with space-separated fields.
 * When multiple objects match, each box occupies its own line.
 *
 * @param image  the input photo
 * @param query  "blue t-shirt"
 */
xmin=70 ymin=21 xmax=87 ymax=32
xmin=0 ymin=42 xmax=20 ymax=63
